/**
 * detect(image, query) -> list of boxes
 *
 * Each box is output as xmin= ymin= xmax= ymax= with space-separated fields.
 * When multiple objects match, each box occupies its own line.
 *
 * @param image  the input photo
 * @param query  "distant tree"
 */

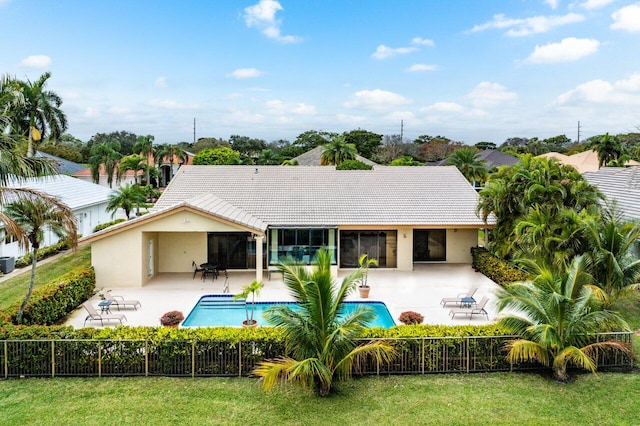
xmin=320 ymin=135 xmax=357 ymax=166
xmin=475 ymin=141 xmax=496 ymax=150
xmin=192 ymin=147 xmax=241 ymax=165
xmin=117 ymin=154 xmax=147 ymax=183
xmin=132 ymin=135 xmax=154 ymax=184
xmin=10 ymin=72 xmax=67 ymax=156
xmin=192 ymin=137 xmax=229 ymax=153
xmin=38 ymin=144 xmax=83 ymax=163
xmin=416 ymin=136 xmax=463 ymax=162
xmin=588 ymin=133 xmax=624 ymax=167
xmin=84 ymin=131 xmax=137 ymax=161
xmin=89 ymin=141 xmax=122 ymax=188
xmin=47 ymin=133 xmax=84 ymax=151
xmin=230 ymin=135 xmax=267 ymax=162
xmin=446 ymin=147 xmax=488 ymax=184
xmin=541 ymin=134 xmax=572 ymax=153
xmin=5 ymin=196 xmax=77 ymax=323
xmin=293 ymin=130 xmax=336 ymax=151
xmin=501 ymin=137 xmax=529 ymax=149
xmin=342 ymin=129 xmax=382 ymax=160
xmin=106 ymin=183 xmax=147 ymax=219
xmin=375 ymin=134 xmax=404 ymax=164
xmin=257 ymin=149 xmax=280 ymax=165
xmin=390 ymin=156 xmax=422 ymax=166
xmin=336 ymin=159 xmax=373 ymax=170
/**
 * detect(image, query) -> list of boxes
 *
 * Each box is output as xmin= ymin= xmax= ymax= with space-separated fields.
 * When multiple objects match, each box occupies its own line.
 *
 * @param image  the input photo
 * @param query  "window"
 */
xmin=269 ymin=228 xmax=336 ymax=265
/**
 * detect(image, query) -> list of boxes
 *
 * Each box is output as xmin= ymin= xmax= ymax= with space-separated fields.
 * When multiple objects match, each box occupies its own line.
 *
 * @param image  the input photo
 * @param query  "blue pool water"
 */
xmin=182 ymin=295 xmax=396 ymax=328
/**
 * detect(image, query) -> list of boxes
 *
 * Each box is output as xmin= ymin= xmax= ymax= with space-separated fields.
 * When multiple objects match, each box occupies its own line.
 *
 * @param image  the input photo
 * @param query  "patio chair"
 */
xmin=192 ymin=261 xmax=204 ymax=279
xmin=440 ymin=287 xmax=478 ymax=307
xmin=449 ymin=296 xmax=489 ymax=319
xmin=82 ymin=302 xmax=127 ymax=326
xmin=103 ymin=292 xmax=141 ymax=310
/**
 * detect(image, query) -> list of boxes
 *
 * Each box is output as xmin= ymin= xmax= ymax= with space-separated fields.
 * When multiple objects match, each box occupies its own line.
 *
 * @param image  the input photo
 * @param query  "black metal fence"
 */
xmin=1 ymin=332 xmax=634 ymax=378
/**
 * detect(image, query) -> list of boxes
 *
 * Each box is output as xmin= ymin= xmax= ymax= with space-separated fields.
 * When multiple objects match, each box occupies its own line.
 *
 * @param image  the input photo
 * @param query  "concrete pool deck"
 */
xmin=64 ymin=263 xmax=503 ymax=328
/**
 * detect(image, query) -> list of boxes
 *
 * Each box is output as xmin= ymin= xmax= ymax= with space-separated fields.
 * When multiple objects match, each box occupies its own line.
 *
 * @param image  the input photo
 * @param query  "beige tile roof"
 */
xmin=153 ymin=165 xmax=491 ymax=227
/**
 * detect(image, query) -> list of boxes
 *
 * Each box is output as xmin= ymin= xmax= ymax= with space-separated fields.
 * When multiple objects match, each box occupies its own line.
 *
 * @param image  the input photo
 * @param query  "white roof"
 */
xmin=154 ymin=165 xmax=490 ymax=227
xmin=5 ymin=175 xmax=112 ymax=210
xmin=584 ymin=166 xmax=640 ymax=221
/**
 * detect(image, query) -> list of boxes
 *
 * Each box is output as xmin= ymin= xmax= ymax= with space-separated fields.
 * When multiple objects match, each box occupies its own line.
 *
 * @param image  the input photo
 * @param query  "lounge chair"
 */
xmin=82 ymin=302 xmax=127 ymax=326
xmin=440 ymin=287 xmax=478 ymax=307
xmin=449 ymin=296 xmax=489 ymax=319
xmin=103 ymin=292 xmax=141 ymax=310
xmin=192 ymin=261 xmax=204 ymax=279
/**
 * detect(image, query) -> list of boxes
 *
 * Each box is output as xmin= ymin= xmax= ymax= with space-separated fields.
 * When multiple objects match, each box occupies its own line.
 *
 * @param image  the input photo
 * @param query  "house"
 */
xmin=83 ymin=165 xmax=494 ymax=288
xmin=73 ymin=165 xmax=141 ymax=188
xmin=34 ymin=151 xmax=87 ymax=176
xmin=424 ymin=149 xmax=519 ymax=169
xmin=584 ymin=166 xmax=640 ymax=222
xmin=289 ymin=146 xmax=378 ymax=167
xmin=1 ymin=175 xmax=113 ymax=259
xmin=537 ymin=150 xmax=640 ymax=174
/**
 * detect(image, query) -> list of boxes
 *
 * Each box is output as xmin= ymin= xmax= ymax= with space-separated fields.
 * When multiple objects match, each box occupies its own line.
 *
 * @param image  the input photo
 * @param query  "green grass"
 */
xmin=0 ymin=373 xmax=638 ymax=425
xmin=0 ymin=246 xmax=91 ymax=311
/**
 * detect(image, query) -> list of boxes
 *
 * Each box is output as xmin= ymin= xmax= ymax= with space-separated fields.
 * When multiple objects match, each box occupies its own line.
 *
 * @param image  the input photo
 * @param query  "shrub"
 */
xmin=15 ymin=239 xmax=74 ymax=268
xmin=470 ymin=247 xmax=529 ymax=287
xmin=3 ymin=267 xmax=96 ymax=325
xmin=160 ymin=311 xmax=184 ymax=326
xmin=336 ymin=160 xmax=373 ymax=170
xmin=93 ymin=219 xmax=126 ymax=233
xmin=398 ymin=311 xmax=424 ymax=325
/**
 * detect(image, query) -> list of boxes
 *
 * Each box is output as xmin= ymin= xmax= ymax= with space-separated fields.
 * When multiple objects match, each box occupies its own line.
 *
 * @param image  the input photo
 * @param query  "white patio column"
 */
xmin=255 ymin=234 xmax=264 ymax=282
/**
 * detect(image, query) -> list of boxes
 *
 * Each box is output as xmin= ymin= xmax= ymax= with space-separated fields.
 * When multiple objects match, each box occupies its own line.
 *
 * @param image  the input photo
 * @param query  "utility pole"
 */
xmin=400 ymin=120 xmax=404 ymax=142
xmin=577 ymin=121 xmax=581 ymax=144
xmin=193 ymin=118 xmax=196 ymax=143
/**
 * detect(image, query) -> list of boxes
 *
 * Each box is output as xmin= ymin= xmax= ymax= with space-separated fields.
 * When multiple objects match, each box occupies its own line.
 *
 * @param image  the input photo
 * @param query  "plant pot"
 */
xmin=242 ymin=319 xmax=258 ymax=328
xmin=358 ymin=286 xmax=370 ymax=298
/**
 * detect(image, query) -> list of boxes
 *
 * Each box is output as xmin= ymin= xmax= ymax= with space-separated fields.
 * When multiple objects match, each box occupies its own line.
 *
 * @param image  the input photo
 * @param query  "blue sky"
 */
xmin=2 ymin=0 xmax=640 ymax=145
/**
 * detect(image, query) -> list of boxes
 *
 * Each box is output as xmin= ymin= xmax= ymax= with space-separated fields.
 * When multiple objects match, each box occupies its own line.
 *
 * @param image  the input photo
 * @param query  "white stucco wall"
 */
xmin=158 ymin=232 xmax=207 ymax=273
xmin=446 ymin=228 xmax=477 ymax=263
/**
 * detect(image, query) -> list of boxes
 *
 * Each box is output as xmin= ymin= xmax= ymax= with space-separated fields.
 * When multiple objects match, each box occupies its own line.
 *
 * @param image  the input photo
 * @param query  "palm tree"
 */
xmin=12 ymin=72 xmax=67 ymax=157
xmin=5 ymin=196 xmax=77 ymax=323
xmin=253 ymin=249 xmax=396 ymax=396
xmin=117 ymin=154 xmax=147 ymax=184
xmin=133 ymin=135 xmax=154 ymax=184
xmin=89 ymin=141 xmax=122 ymax=188
xmin=320 ymin=135 xmax=358 ymax=166
xmin=496 ymin=256 xmax=631 ymax=382
xmin=106 ymin=183 xmax=147 ymax=219
xmin=581 ymin=204 xmax=640 ymax=303
xmin=589 ymin=133 xmax=624 ymax=167
xmin=445 ymin=147 xmax=488 ymax=185
xmin=257 ymin=149 xmax=278 ymax=165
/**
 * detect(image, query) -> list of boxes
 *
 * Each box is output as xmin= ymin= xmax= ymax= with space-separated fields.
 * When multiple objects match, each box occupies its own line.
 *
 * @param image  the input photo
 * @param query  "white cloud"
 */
xmin=107 ymin=106 xmax=131 ymax=115
xmin=154 ymin=77 xmax=167 ymax=88
xmin=148 ymin=99 xmax=201 ymax=109
xmin=243 ymin=0 xmax=302 ymax=43
xmin=227 ymin=68 xmax=263 ymax=79
xmin=225 ymin=107 xmax=265 ymax=123
xmin=423 ymin=102 xmax=466 ymax=113
xmin=82 ymin=107 xmax=100 ymax=118
xmin=20 ymin=55 xmax=51 ymax=69
xmin=411 ymin=37 xmax=435 ymax=47
xmin=344 ymin=89 xmax=412 ymax=110
xmin=471 ymin=13 xmax=584 ymax=37
xmin=265 ymin=99 xmax=316 ymax=115
xmin=525 ymin=37 xmax=600 ymax=63
xmin=336 ymin=113 xmax=367 ymax=123
xmin=611 ymin=4 xmax=640 ymax=32
xmin=406 ymin=64 xmax=437 ymax=72
xmin=226 ymin=93 xmax=244 ymax=99
xmin=371 ymin=45 xmax=418 ymax=60
xmin=555 ymin=73 xmax=640 ymax=105
xmin=545 ymin=0 xmax=559 ymax=9
xmin=466 ymin=82 xmax=518 ymax=108
xmin=578 ymin=0 xmax=614 ymax=10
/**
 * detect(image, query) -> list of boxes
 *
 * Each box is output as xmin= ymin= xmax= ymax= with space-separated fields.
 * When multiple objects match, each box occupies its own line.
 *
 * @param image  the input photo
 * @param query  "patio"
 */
xmin=64 ymin=263 xmax=502 ymax=328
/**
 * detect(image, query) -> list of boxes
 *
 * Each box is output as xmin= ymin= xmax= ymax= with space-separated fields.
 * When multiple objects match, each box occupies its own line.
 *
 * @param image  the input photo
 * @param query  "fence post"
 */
xmin=421 ymin=338 xmax=425 ymax=375
xmin=145 ymin=340 xmax=149 ymax=377
xmin=238 ymin=342 xmax=242 ymax=377
xmin=191 ymin=341 xmax=195 ymax=378
xmin=466 ymin=337 xmax=470 ymax=374
xmin=98 ymin=343 xmax=102 ymax=378
xmin=4 ymin=341 xmax=8 ymax=379
xmin=51 ymin=341 xmax=55 ymax=378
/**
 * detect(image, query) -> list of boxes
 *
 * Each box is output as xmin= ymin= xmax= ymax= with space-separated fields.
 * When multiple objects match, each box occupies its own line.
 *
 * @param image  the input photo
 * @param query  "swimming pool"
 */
xmin=182 ymin=295 xmax=396 ymax=328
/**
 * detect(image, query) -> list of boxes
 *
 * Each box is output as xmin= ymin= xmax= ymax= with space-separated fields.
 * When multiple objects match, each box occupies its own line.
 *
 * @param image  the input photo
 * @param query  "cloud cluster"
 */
xmin=344 ymin=89 xmax=412 ymax=110
xmin=471 ymin=13 xmax=584 ymax=36
xmin=227 ymin=68 xmax=263 ymax=79
xmin=556 ymin=73 xmax=640 ymax=105
xmin=243 ymin=0 xmax=301 ymax=43
xmin=611 ymin=4 xmax=640 ymax=32
xmin=371 ymin=37 xmax=434 ymax=60
xmin=20 ymin=55 xmax=51 ymax=69
xmin=525 ymin=37 xmax=600 ymax=63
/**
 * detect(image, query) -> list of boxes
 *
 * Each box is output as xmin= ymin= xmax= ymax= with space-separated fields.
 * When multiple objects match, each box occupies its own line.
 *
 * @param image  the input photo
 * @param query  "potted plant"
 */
xmin=160 ymin=310 xmax=184 ymax=327
xmin=234 ymin=280 xmax=263 ymax=327
xmin=357 ymin=254 xmax=378 ymax=298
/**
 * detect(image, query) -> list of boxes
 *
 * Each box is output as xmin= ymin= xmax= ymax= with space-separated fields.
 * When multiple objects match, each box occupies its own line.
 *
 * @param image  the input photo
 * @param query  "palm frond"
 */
xmin=505 ymin=339 xmax=550 ymax=367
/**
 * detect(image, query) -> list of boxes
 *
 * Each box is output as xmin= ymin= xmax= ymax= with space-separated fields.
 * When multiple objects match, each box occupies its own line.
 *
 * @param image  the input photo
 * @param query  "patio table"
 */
xmin=98 ymin=300 xmax=112 ymax=314
xmin=460 ymin=297 xmax=476 ymax=308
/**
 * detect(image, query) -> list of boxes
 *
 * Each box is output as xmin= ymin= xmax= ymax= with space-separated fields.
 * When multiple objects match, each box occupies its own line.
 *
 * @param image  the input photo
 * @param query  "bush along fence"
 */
xmin=471 ymin=247 xmax=530 ymax=287
xmin=14 ymin=239 xmax=75 ymax=269
xmin=0 ymin=330 xmax=633 ymax=379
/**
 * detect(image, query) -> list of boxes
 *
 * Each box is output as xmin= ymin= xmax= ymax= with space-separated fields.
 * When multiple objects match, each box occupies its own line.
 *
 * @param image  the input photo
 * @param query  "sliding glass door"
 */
xmin=413 ymin=229 xmax=446 ymax=261
xmin=339 ymin=230 xmax=397 ymax=268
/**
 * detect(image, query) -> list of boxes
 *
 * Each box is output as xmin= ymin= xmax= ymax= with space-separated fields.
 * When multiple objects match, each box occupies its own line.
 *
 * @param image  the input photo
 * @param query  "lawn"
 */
xmin=0 ymin=373 xmax=638 ymax=425
xmin=0 ymin=246 xmax=91 ymax=311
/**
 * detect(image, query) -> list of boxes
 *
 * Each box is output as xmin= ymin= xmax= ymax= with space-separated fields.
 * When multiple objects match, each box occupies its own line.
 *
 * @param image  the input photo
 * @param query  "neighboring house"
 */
xmin=424 ymin=149 xmax=519 ymax=169
xmin=289 ymin=146 xmax=378 ymax=167
xmin=153 ymin=150 xmax=195 ymax=187
xmin=584 ymin=166 xmax=640 ymax=222
xmin=73 ymin=165 xmax=141 ymax=189
xmin=537 ymin=150 xmax=640 ymax=174
xmin=34 ymin=151 xmax=87 ymax=176
xmin=0 ymin=175 xmax=113 ymax=259
xmin=83 ymin=165 xmax=494 ymax=288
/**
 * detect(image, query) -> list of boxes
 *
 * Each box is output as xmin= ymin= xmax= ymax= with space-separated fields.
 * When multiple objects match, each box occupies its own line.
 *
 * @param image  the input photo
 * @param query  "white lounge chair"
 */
xmin=103 ymin=292 xmax=141 ymax=310
xmin=440 ymin=287 xmax=478 ymax=307
xmin=449 ymin=296 xmax=489 ymax=319
xmin=82 ymin=302 xmax=127 ymax=326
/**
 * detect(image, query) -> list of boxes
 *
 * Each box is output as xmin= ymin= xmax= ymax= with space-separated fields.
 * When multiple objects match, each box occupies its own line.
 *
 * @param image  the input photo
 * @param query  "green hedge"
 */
xmin=471 ymin=247 xmax=529 ymax=287
xmin=2 ymin=268 xmax=96 ymax=326
xmin=15 ymin=239 xmax=74 ymax=269
xmin=93 ymin=219 xmax=126 ymax=233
